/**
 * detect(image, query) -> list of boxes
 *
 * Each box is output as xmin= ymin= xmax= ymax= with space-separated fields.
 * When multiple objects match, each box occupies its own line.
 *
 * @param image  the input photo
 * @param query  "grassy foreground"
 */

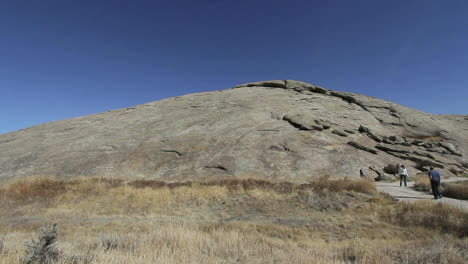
xmin=0 ymin=176 xmax=467 ymax=264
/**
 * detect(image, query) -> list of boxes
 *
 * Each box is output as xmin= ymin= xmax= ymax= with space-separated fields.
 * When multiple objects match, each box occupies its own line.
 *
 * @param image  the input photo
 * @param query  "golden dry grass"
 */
xmin=443 ymin=181 xmax=468 ymax=200
xmin=1 ymin=222 xmax=467 ymax=264
xmin=0 ymin=175 xmax=467 ymax=263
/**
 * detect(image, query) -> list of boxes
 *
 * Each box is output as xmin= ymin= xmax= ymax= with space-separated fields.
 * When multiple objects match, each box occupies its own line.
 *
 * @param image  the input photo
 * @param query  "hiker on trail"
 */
xmin=398 ymin=165 xmax=408 ymax=187
xmin=428 ymin=167 xmax=442 ymax=199
xmin=360 ymin=168 xmax=365 ymax=177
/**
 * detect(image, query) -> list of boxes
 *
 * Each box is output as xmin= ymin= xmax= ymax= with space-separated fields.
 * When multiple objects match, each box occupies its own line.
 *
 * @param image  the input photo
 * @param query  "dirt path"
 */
xmin=375 ymin=177 xmax=468 ymax=211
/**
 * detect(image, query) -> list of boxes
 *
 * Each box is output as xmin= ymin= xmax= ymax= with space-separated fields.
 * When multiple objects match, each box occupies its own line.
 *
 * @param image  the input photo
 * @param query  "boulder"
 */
xmin=0 ymin=79 xmax=466 ymax=181
xmin=344 ymin=129 xmax=356 ymax=134
xmin=332 ymin=130 xmax=349 ymax=137
xmin=366 ymin=131 xmax=383 ymax=142
xmin=389 ymin=135 xmax=404 ymax=143
xmin=426 ymin=147 xmax=450 ymax=154
xmin=413 ymin=150 xmax=436 ymax=160
xmin=411 ymin=139 xmax=425 ymax=146
xmin=315 ymin=119 xmax=334 ymax=129
xmin=439 ymin=142 xmax=457 ymax=153
xmin=438 ymin=142 xmax=463 ymax=156
xmin=358 ymin=125 xmax=370 ymax=133
xmin=382 ymin=138 xmax=394 ymax=145
xmin=282 ymin=114 xmax=318 ymax=131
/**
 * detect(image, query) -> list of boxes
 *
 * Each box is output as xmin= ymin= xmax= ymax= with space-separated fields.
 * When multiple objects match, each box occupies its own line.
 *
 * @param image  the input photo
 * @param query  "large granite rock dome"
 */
xmin=1 ymin=80 xmax=467 ymax=181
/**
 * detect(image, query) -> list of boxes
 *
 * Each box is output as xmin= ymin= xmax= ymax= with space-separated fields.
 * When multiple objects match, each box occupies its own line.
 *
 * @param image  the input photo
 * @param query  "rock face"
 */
xmin=0 ymin=80 xmax=467 ymax=182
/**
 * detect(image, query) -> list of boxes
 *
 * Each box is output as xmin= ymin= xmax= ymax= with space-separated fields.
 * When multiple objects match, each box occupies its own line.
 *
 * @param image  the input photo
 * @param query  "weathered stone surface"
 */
xmin=413 ymin=150 xmax=436 ymax=160
xmin=366 ymin=131 xmax=383 ymax=142
xmin=412 ymin=139 xmax=425 ymax=146
xmin=234 ymin=80 xmax=286 ymax=88
xmin=285 ymin=80 xmax=315 ymax=92
xmin=438 ymin=142 xmax=462 ymax=156
xmin=358 ymin=125 xmax=370 ymax=133
xmin=374 ymin=173 xmax=396 ymax=182
xmin=382 ymin=138 xmax=394 ymax=145
xmin=439 ymin=142 xmax=457 ymax=153
xmin=369 ymin=166 xmax=395 ymax=181
xmin=389 ymin=135 xmax=404 ymax=143
xmin=332 ymin=130 xmax=349 ymax=137
xmin=423 ymin=142 xmax=437 ymax=149
xmin=283 ymin=114 xmax=320 ymax=131
xmin=0 ymin=80 xmax=466 ymax=182
xmin=314 ymin=119 xmax=333 ymax=129
xmin=343 ymin=129 xmax=356 ymax=134
xmin=347 ymin=141 xmax=378 ymax=154
xmin=375 ymin=143 xmax=413 ymax=154
xmin=426 ymin=147 xmax=450 ymax=154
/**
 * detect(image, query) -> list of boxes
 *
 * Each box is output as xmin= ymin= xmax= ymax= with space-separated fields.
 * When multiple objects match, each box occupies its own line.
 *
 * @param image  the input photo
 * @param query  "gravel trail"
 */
xmin=375 ymin=177 xmax=468 ymax=211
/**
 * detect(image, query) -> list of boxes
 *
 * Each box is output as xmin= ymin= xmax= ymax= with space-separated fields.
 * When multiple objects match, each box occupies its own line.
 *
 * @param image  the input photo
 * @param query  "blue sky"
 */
xmin=1 ymin=0 xmax=467 ymax=134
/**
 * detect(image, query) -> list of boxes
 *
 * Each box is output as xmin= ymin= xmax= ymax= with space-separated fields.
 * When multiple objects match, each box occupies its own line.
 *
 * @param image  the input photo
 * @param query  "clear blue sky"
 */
xmin=1 ymin=0 xmax=467 ymax=134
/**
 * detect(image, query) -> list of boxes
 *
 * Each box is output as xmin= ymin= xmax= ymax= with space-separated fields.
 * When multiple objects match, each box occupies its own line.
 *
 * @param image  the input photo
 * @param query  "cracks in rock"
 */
xmin=258 ymin=129 xmax=281 ymax=132
xmin=330 ymin=92 xmax=384 ymax=123
xmin=347 ymin=141 xmax=378 ymax=154
xmin=235 ymin=80 xmax=398 ymax=125
xmin=233 ymin=80 xmax=286 ymax=89
xmin=160 ymin=150 xmax=182 ymax=157
xmin=282 ymin=116 xmax=311 ymax=131
xmin=368 ymin=105 xmax=402 ymax=125
xmin=369 ymin=166 xmax=382 ymax=176
xmin=234 ymin=81 xmax=403 ymax=127
xmin=205 ymin=165 xmax=229 ymax=172
xmin=270 ymin=143 xmax=293 ymax=152
xmin=330 ymin=92 xmax=370 ymax=112
xmin=329 ymin=91 xmax=403 ymax=125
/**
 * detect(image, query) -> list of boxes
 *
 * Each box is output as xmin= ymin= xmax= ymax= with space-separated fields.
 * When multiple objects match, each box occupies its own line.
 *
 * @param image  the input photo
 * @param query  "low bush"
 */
xmin=413 ymin=175 xmax=431 ymax=192
xmin=24 ymin=224 xmax=59 ymax=264
xmin=442 ymin=181 xmax=468 ymax=200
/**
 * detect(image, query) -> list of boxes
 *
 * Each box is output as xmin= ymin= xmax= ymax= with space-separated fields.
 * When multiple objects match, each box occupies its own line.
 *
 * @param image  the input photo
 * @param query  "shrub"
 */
xmin=24 ymin=223 xmax=59 ymax=264
xmin=442 ymin=181 xmax=468 ymax=200
xmin=413 ymin=175 xmax=431 ymax=192
xmin=383 ymin=163 xmax=400 ymax=175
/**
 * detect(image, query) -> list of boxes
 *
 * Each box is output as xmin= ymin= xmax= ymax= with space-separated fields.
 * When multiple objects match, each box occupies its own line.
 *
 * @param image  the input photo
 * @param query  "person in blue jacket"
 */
xmin=428 ymin=167 xmax=441 ymax=199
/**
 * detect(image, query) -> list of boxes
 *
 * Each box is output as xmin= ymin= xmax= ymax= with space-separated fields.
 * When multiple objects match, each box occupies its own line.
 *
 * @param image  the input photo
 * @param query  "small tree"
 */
xmin=24 ymin=223 xmax=59 ymax=264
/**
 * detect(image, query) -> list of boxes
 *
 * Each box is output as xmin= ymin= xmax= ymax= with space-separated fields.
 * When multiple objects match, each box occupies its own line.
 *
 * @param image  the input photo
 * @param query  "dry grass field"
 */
xmin=0 ymin=175 xmax=467 ymax=263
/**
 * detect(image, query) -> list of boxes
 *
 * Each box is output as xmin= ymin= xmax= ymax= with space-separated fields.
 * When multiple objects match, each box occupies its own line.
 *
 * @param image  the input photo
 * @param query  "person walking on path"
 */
xmin=398 ymin=165 xmax=408 ymax=187
xmin=428 ymin=167 xmax=442 ymax=199
xmin=360 ymin=168 xmax=365 ymax=178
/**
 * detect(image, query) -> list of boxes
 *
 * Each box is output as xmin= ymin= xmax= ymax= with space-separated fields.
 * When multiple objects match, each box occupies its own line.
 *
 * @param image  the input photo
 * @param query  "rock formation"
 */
xmin=0 ymin=80 xmax=467 ymax=182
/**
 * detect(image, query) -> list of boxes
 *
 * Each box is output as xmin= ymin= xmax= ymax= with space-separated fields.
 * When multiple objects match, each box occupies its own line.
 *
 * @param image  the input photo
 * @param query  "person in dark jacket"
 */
xmin=428 ymin=167 xmax=441 ymax=199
